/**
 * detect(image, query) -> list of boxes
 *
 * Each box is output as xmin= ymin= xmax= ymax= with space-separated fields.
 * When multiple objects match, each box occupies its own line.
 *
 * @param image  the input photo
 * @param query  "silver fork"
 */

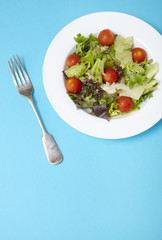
xmin=8 ymin=55 xmax=63 ymax=165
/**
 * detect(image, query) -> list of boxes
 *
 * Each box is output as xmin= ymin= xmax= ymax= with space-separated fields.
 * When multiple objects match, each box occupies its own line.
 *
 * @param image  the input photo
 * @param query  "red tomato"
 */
xmin=98 ymin=29 xmax=115 ymax=46
xmin=116 ymin=96 xmax=133 ymax=113
xmin=66 ymin=54 xmax=81 ymax=68
xmin=132 ymin=48 xmax=146 ymax=63
xmin=65 ymin=77 xmax=82 ymax=94
xmin=102 ymin=68 xmax=118 ymax=84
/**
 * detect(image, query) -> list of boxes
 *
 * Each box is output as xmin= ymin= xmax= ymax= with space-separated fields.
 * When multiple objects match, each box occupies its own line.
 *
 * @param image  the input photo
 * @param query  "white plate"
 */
xmin=43 ymin=12 xmax=162 ymax=139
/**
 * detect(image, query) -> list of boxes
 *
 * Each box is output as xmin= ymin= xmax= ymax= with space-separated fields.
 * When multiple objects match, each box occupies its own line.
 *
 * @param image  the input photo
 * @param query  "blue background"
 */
xmin=0 ymin=0 xmax=162 ymax=239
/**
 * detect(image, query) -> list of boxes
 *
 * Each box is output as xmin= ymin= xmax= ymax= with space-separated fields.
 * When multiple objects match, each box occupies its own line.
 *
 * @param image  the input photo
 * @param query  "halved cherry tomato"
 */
xmin=65 ymin=77 xmax=82 ymax=94
xmin=116 ymin=96 xmax=133 ymax=113
xmin=98 ymin=29 xmax=115 ymax=46
xmin=132 ymin=48 xmax=146 ymax=63
xmin=66 ymin=54 xmax=81 ymax=68
xmin=102 ymin=68 xmax=118 ymax=84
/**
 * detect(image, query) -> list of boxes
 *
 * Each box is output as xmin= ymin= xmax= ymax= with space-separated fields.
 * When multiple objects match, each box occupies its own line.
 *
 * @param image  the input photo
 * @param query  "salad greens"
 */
xmin=64 ymin=32 xmax=158 ymax=120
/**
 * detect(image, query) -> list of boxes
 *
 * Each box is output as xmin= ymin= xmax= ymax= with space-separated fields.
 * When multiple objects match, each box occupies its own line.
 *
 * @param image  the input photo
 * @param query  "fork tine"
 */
xmin=8 ymin=61 xmax=19 ymax=89
xmin=16 ymin=55 xmax=31 ymax=84
xmin=10 ymin=58 xmax=22 ymax=87
xmin=13 ymin=56 xmax=26 ymax=85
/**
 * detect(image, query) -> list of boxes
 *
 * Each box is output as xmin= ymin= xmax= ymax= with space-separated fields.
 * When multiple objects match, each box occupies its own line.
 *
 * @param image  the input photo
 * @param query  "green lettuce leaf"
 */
xmin=73 ymin=33 xmax=98 ymax=56
xmin=90 ymin=57 xmax=107 ymax=83
xmin=80 ymin=93 xmax=96 ymax=108
xmin=114 ymin=35 xmax=133 ymax=52
xmin=126 ymin=62 xmax=145 ymax=74
xmin=114 ymin=35 xmax=133 ymax=68
xmin=124 ymin=62 xmax=158 ymax=87
xmin=80 ymin=49 xmax=94 ymax=67
xmin=101 ymin=80 xmax=158 ymax=100
xmin=80 ymin=41 xmax=109 ymax=67
xmin=64 ymin=63 xmax=89 ymax=78
xmin=92 ymin=45 xmax=109 ymax=58
xmin=109 ymin=102 xmax=120 ymax=117
xmin=132 ymin=92 xmax=153 ymax=111
xmin=145 ymin=62 xmax=159 ymax=79
xmin=124 ymin=69 xmax=146 ymax=87
xmin=113 ymin=35 xmax=146 ymax=75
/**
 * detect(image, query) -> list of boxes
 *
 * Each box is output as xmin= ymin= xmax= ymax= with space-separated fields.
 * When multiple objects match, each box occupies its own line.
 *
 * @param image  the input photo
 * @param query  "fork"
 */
xmin=8 ymin=55 xmax=63 ymax=165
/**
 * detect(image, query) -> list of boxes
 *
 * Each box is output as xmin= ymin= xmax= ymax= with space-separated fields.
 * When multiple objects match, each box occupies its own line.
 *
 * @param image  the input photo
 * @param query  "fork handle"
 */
xmin=28 ymin=96 xmax=63 ymax=165
xmin=42 ymin=132 xmax=63 ymax=165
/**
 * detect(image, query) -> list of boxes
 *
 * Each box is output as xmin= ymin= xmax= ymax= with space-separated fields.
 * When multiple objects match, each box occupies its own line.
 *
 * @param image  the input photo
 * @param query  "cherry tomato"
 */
xmin=116 ymin=96 xmax=133 ymax=113
xmin=66 ymin=54 xmax=81 ymax=68
xmin=132 ymin=48 xmax=146 ymax=63
xmin=98 ymin=29 xmax=115 ymax=46
xmin=102 ymin=68 xmax=118 ymax=84
xmin=65 ymin=77 xmax=82 ymax=94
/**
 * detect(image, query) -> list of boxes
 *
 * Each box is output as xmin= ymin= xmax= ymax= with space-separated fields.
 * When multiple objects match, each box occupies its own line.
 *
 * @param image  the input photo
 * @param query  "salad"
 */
xmin=63 ymin=29 xmax=158 ymax=121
